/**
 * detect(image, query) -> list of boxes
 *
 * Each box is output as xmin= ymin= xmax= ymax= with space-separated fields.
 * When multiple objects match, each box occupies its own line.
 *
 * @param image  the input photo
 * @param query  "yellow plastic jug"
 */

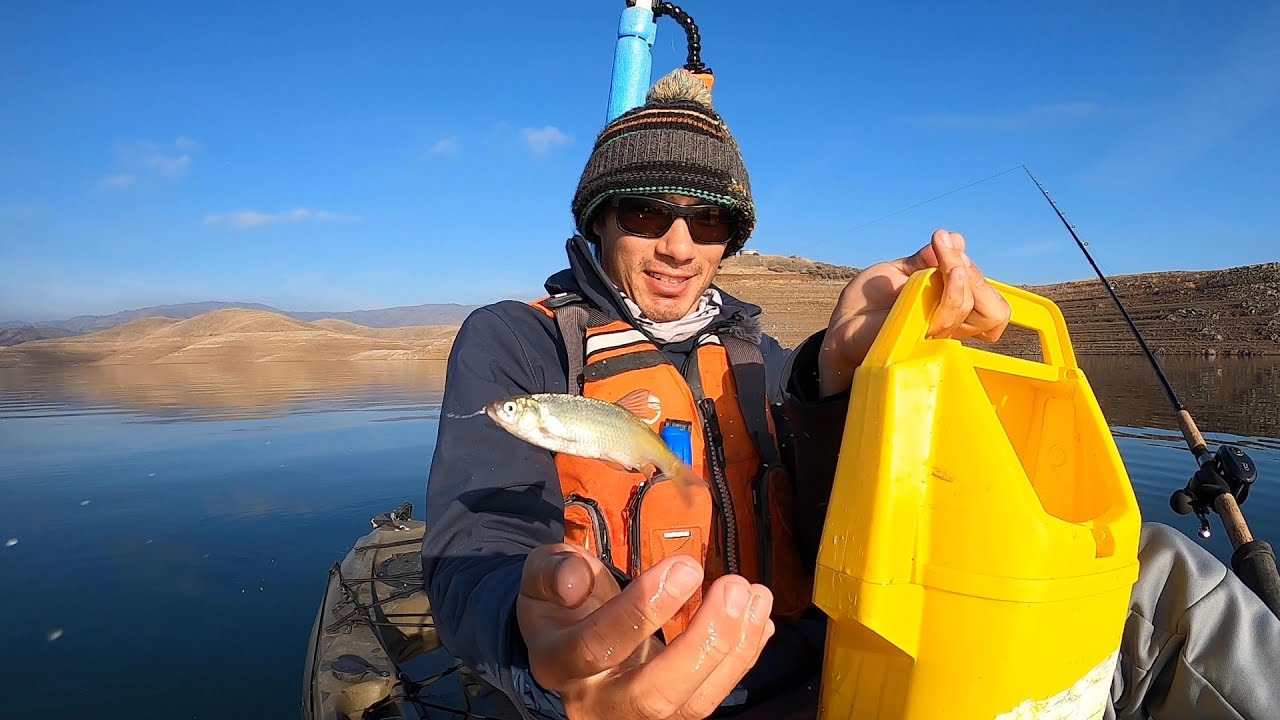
xmin=813 ymin=268 xmax=1143 ymax=719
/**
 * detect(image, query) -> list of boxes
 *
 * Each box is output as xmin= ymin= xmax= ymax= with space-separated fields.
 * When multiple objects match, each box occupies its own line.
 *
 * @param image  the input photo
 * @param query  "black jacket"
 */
xmin=422 ymin=235 xmax=849 ymax=718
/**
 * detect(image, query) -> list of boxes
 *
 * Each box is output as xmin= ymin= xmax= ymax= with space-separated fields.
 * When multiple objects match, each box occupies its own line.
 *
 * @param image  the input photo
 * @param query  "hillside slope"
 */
xmin=716 ymin=255 xmax=1280 ymax=355
xmin=0 ymin=309 xmax=456 ymax=367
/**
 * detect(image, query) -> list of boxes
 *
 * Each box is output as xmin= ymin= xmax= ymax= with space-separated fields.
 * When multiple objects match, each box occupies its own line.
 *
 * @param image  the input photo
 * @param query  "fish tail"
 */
xmin=665 ymin=461 xmax=705 ymax=506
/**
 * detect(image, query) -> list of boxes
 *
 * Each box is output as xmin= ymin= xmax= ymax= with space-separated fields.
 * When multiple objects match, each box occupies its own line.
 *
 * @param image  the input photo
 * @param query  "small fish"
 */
xmin=485 ymin=389 xmax=704 ymax=502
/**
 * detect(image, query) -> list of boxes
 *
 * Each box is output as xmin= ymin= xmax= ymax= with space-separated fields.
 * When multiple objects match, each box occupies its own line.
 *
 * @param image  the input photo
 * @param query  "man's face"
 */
xmin=592 ymin=194 xmax=731 ymax=323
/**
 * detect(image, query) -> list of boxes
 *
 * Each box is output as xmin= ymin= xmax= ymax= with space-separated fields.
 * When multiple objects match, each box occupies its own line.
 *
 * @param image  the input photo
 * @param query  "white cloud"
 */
xmin=203 ymin=208 xmax=358 ymax=229
xmin=521 ymin=126 xmax=572 ymax=155
xmin=141 ymin=152 xmax=191 ymax=178
xmin=99 ymin=174 xmax=137 ymax=189
xmin=100 ymin=136 xmax=199 ymax=190
xmin=426 ymin=137 xmax=459 ymax=157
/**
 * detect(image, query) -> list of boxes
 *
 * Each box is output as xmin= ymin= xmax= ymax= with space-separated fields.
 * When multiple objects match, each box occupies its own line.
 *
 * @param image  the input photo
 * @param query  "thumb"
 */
xmin=520 ymin=543 xmax=596 ymax=610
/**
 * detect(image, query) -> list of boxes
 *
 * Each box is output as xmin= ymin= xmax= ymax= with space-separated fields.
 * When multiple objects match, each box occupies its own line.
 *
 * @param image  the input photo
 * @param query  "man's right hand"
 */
xmin=517 ymin=544 xmax=776 ymax=720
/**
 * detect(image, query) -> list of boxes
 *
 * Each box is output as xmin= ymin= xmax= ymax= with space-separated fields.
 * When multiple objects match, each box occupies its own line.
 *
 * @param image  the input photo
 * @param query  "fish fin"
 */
xmin=614 ymin=388 xmax=656 ymax=421
xmin=655 ymin=461 xmax=706 ymax=506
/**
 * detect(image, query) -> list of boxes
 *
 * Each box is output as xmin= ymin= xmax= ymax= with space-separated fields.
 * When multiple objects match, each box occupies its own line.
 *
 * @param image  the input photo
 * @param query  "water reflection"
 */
xmin=0 ymin=356 xmax=1275 ymax=719
xmin=1 ymin=356 xmax=1275 ymax=436
xmin=1080 ymin=355 xmax=1280 ymax=440
xmin=0 ymin=361 xmax=449 ymax=422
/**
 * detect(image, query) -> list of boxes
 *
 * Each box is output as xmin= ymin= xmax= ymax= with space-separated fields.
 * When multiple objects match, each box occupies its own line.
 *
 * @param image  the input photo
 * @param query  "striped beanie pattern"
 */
xmin=571 ymin=68 xmax=755 ymax=256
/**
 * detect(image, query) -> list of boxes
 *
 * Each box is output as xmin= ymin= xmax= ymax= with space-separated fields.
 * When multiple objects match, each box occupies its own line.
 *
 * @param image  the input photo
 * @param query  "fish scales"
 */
xmin=483 ymin=391 xmax=702 ymax=498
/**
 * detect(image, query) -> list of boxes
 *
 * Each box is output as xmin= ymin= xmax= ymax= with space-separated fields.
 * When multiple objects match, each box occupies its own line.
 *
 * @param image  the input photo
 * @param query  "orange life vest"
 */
xmin=530 ymin=293 xmax=812 ymax=642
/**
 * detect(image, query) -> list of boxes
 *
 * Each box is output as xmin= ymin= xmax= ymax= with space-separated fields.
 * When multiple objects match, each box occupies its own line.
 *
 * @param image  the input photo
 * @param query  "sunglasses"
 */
xmin=608 ymin=194 xmax=743 ymax=246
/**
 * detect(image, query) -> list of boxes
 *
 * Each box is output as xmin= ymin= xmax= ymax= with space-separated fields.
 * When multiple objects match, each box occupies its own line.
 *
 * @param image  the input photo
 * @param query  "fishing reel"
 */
xmin=1169 ymin=444 xmax=1257 ymax=538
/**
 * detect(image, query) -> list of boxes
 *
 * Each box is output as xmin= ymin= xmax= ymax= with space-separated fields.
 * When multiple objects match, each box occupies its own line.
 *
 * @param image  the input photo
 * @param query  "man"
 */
xmin=423 ymin=69 xmax=1280 ymax=720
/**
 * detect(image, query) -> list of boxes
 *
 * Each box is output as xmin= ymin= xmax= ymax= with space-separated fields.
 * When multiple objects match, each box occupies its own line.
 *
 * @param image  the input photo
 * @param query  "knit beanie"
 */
xmin=571 ymin=68 xmax=755 ymax=256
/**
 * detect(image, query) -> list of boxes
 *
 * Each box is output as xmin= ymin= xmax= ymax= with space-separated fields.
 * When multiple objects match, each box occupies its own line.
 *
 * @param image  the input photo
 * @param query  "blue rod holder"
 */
xmin=607 ymin=4 xmax=658 ymax=123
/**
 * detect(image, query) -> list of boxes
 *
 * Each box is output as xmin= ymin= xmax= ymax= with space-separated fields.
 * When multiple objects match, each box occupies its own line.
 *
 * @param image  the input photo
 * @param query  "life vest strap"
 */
xmin=719 ymin=334 xmax=782 ymax=468
xmin=554 ymin=303 xmax=589 ymax=395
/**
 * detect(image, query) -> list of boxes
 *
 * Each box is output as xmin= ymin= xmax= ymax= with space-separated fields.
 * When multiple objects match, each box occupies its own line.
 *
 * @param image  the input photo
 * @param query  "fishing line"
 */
xmin=445 ymin=408 xmax=487 ymax=419
xmin=1023 ymin=168 xmax=1280 ymax=624
xmin=846 ymin=164 xmax=1024 ymax=234
xmin=1020 ymin=166 xmax=1191 ymax=428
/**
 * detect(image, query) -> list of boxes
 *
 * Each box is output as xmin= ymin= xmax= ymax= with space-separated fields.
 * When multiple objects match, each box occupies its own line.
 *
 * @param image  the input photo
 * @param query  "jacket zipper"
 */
xmin=698 ymin=397 xmax=739 ymax=576
xmin=565 ymin=493 xmax=613 ymax=566
xmin=682 ymin=346 xmax=739 ymax=577
xmin=626 ymin=480 xmax=653 ymax=576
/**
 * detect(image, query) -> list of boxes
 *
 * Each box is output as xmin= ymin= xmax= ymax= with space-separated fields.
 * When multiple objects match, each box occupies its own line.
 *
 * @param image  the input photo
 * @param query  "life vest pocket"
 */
xmin=564 ymin=494 xmax=613 ymax=567
xmin=626 ymin=475 xmax=714 ymax=642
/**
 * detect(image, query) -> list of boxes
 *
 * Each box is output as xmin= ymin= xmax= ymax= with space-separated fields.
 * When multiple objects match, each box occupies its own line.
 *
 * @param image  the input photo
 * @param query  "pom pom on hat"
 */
xmin=646 ymin=68 xmax=714 ymax=108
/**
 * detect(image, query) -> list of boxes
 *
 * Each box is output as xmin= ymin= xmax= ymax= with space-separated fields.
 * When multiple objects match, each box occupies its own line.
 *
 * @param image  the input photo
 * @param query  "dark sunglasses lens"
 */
xmin=688 ymin=207 xmax=734 ymax=244
xmin=615 ymin=197 xmax=673 ymax=237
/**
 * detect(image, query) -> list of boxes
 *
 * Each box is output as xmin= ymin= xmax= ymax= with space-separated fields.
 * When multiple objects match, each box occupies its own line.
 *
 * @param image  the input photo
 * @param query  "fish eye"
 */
xmin=503 ymin=401 xmax=517 ymax=415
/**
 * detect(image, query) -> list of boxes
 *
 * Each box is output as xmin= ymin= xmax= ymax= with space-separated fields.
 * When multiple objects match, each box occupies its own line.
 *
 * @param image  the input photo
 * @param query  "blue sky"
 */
xmin=2 ymin=1 xmax=1277 ymax=321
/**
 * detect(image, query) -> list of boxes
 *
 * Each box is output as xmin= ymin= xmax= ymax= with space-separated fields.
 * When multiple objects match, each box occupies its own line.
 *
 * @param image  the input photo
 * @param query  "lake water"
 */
xmin=1 ymin=356 xmax=1277 ymax=719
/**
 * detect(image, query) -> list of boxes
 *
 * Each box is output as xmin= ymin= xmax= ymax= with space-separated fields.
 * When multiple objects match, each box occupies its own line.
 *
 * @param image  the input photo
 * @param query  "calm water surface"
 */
xmin=1 ymin=356 xmax=1277 ymax=718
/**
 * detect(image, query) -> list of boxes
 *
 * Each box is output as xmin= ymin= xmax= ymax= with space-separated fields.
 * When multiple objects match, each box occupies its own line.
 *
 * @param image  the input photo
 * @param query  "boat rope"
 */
xmin=354 ymin=537 xmax=422 ymax=552
xmin=330 ymin=561 xmax=516 ymax=718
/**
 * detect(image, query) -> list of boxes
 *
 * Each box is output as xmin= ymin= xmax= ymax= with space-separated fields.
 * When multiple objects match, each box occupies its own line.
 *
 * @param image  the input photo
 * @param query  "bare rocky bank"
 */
xmin=715 ymin=255 xmax=1280 ymax=355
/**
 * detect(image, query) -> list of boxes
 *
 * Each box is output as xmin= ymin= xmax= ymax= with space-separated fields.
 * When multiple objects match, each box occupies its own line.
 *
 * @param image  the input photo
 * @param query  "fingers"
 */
xmin=520 ymin=543 xmax=597 ymax=610
xmin=677 ymin=588 xmax=776 ymax=719
xmin=924 ymin=229 xmax=1011 ymax=342
xmin=625 ymin=576 xmax=775 ymax=719
xmin=550 ymin=555 xmax=705 ymax=684
xmin=928 ymin=252 xmax=975 ymax=339
xmin=959 ymin=251 xmax=1012 ymax=342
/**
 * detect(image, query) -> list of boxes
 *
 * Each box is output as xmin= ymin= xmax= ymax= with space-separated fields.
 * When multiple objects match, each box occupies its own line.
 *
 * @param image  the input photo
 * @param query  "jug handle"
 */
xmin=862 ymin=268 xmax=1079 ymax=370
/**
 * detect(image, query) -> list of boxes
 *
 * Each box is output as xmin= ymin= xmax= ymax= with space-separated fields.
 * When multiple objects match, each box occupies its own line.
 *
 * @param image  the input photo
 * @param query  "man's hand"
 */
xmin=818 ymin=229 xmax=1012 ymax=397
xmin=517 ymin=544 xmax=776 ymax=720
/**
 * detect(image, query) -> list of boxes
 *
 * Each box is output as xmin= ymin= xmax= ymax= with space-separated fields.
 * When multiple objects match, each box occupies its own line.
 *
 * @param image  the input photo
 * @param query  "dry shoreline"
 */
xmin=715 ymin=256 xmax=1280 ymax=356
xmin=2 ymin=256 xmax=1276 ymax=367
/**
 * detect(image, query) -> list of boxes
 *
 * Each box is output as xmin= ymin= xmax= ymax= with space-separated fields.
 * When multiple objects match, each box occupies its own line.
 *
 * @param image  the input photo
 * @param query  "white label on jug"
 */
xmin=994 ymin=650 xmax=1118 ymax=720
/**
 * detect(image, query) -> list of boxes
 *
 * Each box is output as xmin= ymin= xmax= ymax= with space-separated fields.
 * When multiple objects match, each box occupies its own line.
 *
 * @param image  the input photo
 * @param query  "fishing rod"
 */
xmin=1023 ymin=166 xmax=1280 ymax=619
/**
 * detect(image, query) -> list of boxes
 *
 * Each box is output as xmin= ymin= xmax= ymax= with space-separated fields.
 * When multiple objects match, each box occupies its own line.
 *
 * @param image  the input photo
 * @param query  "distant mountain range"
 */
xmin=0 ymin=301 xmax=483 ymax=345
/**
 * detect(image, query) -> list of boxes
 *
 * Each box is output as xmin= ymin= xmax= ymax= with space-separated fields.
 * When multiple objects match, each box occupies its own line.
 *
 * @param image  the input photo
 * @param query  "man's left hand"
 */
xmin=817 ymin=229 xmax=1012 ymax=397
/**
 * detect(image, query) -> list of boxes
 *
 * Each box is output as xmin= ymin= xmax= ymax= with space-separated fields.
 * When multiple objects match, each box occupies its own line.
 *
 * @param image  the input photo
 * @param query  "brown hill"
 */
xmin=2 ymin=257 xmax=1275 ymax=367
xmin=61 ymin=317 xmax=182 ymax=343
xmin=0 ymin=309 xmax=456 ymax=367
xmin=716 ymin=255 xmax=1280 ymax=356
xmin=142 ymin=308 xmax=318 ymax=338
xmin=311 ymin=319 xmax=458 ymax=346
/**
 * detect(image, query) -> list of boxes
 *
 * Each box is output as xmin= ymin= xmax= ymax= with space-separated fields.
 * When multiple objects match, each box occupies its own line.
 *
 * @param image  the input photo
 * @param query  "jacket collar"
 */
xmin=544 ymin=234 xmax=764 ymax=346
